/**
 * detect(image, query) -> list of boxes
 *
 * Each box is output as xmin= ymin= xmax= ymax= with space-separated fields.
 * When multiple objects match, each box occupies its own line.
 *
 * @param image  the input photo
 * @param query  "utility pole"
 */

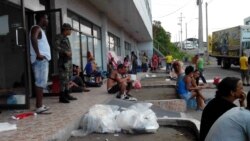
xmin=185 ymin=22 xmax=187 ymax=49
xmin=205 ymin=2 xmax=209 ymax=64
xmin=178 ymin=13 xmax=184 ymax=50
xmin=197 ymin=0 xmax=203 ymax=54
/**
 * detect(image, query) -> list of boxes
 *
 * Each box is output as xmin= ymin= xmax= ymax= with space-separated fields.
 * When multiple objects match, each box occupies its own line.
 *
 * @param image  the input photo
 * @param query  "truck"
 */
xmin=210 ymin=25 xmax=250 ymax=69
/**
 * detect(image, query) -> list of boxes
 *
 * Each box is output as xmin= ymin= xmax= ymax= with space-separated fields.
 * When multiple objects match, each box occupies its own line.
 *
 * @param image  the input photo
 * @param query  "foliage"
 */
xmin=208 ymin=35 xmax=212 ymax=53
xmin=153 ymin=20 xmax=186 ymax=60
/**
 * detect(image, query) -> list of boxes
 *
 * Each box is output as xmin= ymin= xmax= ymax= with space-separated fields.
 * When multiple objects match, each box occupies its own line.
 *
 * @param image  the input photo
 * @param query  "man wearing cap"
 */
xmin=55 ymin=23 xmax=77 ymax=103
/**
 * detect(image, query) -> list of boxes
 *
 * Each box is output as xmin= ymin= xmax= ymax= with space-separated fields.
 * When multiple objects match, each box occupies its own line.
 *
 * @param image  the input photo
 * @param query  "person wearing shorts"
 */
xmin=107 ymin=64 xmax=136 ymax=101
xmin=30 ymin=13 xmax=51 ymax=113
xmin=108 ymin=82 xmax=132 ymax=94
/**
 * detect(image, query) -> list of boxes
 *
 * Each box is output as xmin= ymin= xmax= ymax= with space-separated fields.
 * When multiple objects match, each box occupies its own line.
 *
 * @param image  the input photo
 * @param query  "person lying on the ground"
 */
xmin=200 ymin=77 xmax=246 ymax=141
xmin=107 ymin=64 xmax=137 ymax=101
xmin=182 ymin=65 xmax=206 ymax=110
xmin=204 ymin=91 xmax=250 ymax=141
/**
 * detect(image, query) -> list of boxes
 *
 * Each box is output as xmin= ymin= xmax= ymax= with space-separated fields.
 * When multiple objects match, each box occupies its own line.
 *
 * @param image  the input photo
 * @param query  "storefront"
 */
xmin=0 ymin=0 xmax=153 ymax=109
xmin=0 ymin=0 xmax=62 ymax=109
xmin=0 ymin=0 xmax=29 ymax=109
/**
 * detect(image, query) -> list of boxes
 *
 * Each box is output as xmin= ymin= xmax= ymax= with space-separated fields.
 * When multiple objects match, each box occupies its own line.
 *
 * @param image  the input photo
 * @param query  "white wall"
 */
xmin=54 ymin=0 xmax=102 ymax=26
xmin=133 ymin=0 xmax=152 ymax=38
xmin=54 ymin=0 xmax=141 ymax=70
xmin=244 ymin=16 xmax=250 ymax=25
xmin=138 ymin=42 xmax=153 ymax=59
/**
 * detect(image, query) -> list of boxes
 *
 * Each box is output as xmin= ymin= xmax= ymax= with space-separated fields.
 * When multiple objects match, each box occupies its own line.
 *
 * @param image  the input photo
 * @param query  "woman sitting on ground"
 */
xmin=85 ymin=57 xmax=102 ymax=84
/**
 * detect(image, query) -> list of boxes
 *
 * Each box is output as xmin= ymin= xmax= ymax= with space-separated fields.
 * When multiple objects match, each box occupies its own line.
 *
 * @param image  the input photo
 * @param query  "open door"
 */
xmin=26 ymin=9 xmax=62 ymax=97
xmin=27 ymin=9 xmax=62 ymax=75
xmin=0 ymin=1 xmax=63 ymax=109
xmin=0 ymin=0 xmax=29 ymax=109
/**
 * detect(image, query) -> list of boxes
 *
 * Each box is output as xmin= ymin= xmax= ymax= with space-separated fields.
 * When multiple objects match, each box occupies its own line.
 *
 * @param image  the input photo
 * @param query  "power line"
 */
xmin=154 ymin=1 xmax=192 ymax=19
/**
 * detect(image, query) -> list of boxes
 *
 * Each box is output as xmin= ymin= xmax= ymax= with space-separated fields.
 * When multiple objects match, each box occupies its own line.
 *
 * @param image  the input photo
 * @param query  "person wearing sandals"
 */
xmin=30 ymin=13 xmax=51 ymax=113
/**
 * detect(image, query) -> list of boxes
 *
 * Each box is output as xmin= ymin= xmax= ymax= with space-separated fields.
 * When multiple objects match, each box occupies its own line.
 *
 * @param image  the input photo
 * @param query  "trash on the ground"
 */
xmin=71 ymin=105 xmax=121 ymax=137
xmin=116 ymin=103 xmax=159 ymax=134
xmin=71 ymin=103 xmax=159 ymax=137
xmin=133 ymin=80 xmax=142 ymax=89
xmin=213 ymin=76 xmax=221 ymax=85
xmin=12 ymin=112 xmax=37 ymax=120
xmin=165 ymin=78 xmax=170 ymax=81
xmin=0 ymin=122 xmax=17 ymax=132
xmin=130 ymin=74 xmax=137 ymax=81
xmin=114 ymin=133 xmax=119 ymax=136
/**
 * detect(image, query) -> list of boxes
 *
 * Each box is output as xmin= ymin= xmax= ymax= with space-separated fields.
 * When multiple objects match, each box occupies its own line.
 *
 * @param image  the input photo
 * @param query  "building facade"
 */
xmin=0 ymin=0 xmax=153 ymax=109
xmin=244 ymin=16 xmax=250 ymax=25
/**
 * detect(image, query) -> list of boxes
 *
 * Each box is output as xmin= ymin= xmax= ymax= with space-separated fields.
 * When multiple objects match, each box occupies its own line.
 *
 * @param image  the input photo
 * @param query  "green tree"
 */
xmin=153 ymin=20 xmax=186 ymax=60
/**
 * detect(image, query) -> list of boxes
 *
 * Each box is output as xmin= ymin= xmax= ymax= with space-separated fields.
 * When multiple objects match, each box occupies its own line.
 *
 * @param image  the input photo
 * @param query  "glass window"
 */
xmin=108 ymin=33 xmax=120 ymax=55
xmin=94 ymin=38 xmax=102 ymax=70
xmin=125 ymin=41 xmax=131 ymax=56
xmin=80 ymin=20 xmax=92 ymax=36
xmin=109 ymin=35 xmax=115 ymax=52
xmin=117 ymin=42 xmax=121 ymax=56
xmin=88 ymin=37 xmax=94 ymax=55
xmin=69 ymin=19 xmax=81 ymax=66
xmin=67 ymin=10 xmax=103 ymax=69
xmin=93 ymin=25 xmax=101 ymax=39
xmin=81 ymin=34 xmax=87 ymax=68
xmin=0 ymin=15 xmax=9 ymax=35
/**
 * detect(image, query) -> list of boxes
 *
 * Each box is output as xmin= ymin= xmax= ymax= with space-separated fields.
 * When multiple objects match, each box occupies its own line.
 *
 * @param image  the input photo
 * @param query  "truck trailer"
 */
xmin=211 ymin=25 xmax=250 ymax=69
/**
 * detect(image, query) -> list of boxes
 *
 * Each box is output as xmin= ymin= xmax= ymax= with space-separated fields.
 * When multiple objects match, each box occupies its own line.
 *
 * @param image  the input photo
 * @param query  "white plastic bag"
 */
xmin=116 ymin=103 xmax=159 ymax=134
xmin=71 ymin=103 xmax=159 ymax=137
xmin=72 ymin=104 xmax=121 ymax=136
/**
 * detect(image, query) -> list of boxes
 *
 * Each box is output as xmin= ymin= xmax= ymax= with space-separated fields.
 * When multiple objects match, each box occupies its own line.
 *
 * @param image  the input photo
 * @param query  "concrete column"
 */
xmin=120 ymin=30 xmax=125 ymax=58
xmin=198 ymin=0 xmax=204 ymax=52
xmin=101 ymin=13 xmax=108 ymax=71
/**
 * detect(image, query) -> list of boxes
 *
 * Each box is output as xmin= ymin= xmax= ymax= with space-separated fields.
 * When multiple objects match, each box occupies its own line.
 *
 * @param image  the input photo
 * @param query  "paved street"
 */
xmin=184 ymin=57 xmax=250 ymax=120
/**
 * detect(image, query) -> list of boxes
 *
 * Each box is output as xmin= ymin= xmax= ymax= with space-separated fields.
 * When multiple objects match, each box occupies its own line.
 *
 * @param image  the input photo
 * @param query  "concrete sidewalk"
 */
xmin=0 ymin=83 xmax=113 ymax=141
xmin=0 ymin=73 xmax=185 ymax=141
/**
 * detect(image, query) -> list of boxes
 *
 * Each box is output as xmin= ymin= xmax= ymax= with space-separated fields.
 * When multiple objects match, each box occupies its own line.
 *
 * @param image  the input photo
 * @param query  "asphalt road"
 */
xmin=184 ymin=57 xmax=250 ymax=120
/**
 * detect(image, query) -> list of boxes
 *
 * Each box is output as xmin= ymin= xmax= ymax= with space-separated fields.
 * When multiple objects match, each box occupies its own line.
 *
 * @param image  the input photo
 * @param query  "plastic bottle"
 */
xmin=12 ymin=112 xmax=37 ymax=120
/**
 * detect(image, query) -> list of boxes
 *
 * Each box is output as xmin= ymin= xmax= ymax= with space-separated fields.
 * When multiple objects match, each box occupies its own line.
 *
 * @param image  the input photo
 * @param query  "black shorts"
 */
xmin=108 ymin=82 xmax=132 ymax=94
xmin=108 ymin=84 xmax=120 ymax=94
xmin=92 ymin=71 xmax=102 ymax=77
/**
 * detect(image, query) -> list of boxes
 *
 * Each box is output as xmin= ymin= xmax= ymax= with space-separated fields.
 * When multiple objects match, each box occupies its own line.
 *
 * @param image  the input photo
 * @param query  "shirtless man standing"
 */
xmin=107 ymin=64 xmax=137 ymax=101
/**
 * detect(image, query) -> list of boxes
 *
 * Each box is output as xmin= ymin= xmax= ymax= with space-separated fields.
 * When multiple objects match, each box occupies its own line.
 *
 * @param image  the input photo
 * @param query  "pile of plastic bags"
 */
xmin=71 ymin=103 xmax=159 ymax=136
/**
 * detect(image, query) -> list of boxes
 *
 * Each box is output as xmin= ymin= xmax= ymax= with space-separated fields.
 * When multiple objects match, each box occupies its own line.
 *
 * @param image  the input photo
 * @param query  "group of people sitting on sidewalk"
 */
xmin=171 ymin=59 xmax=250 ymax=140
xmin=173 ymin=60 xmax=208 ymax=111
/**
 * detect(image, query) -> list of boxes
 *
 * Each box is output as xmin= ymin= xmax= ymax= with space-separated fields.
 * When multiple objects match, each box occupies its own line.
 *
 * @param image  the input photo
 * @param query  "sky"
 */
xmin=152 ymin=0 xmax=250 ymax=42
